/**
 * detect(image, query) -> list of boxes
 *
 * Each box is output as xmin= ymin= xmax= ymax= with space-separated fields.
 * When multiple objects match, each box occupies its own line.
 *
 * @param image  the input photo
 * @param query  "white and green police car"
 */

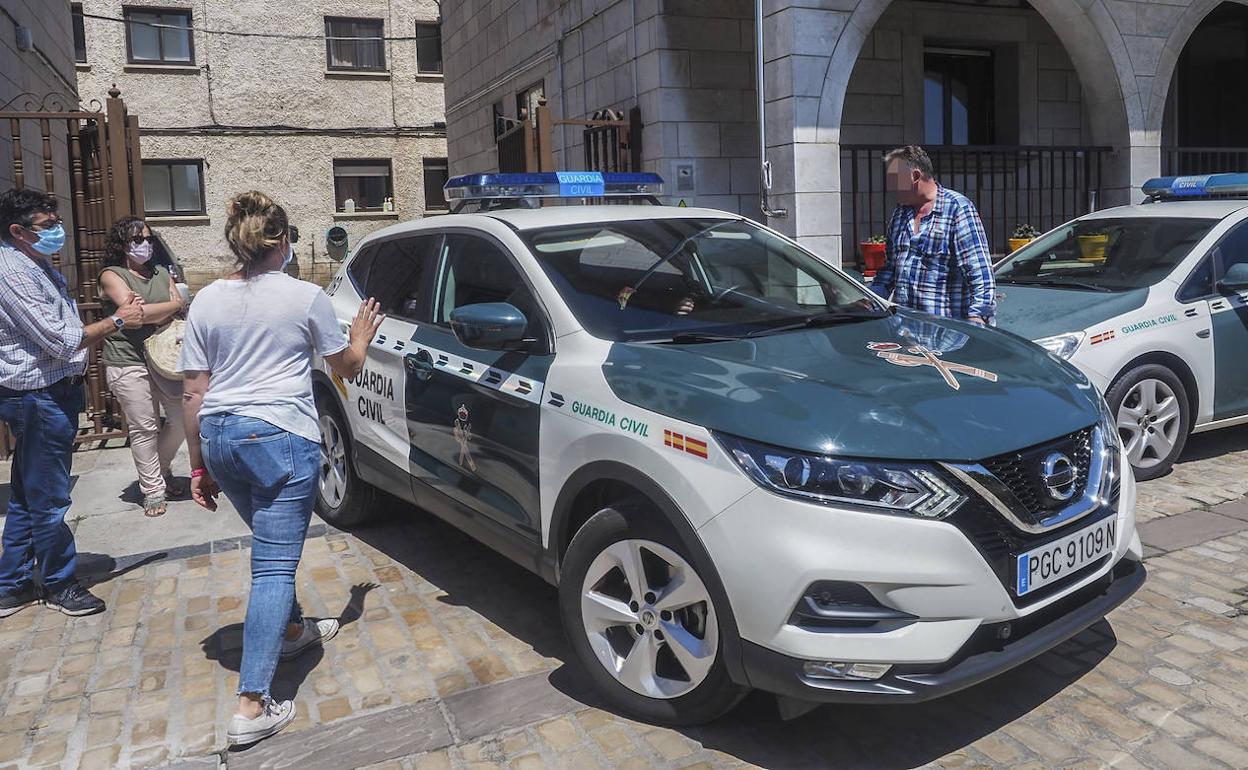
xmin=312 ymin=172 xmax=1143 ymax=724
xmin=995 ymin=173 xmax=1248 ymax=481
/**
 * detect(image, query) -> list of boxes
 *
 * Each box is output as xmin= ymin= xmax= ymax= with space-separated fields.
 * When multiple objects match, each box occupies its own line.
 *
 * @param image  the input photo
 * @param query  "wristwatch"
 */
xmin=110 ymin=314 xmax=125 ymax=331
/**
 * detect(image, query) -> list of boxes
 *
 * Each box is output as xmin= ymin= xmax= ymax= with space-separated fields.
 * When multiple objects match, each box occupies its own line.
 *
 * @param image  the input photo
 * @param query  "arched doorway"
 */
xmin=1161 ymin=2 xmax=1248 ymax=175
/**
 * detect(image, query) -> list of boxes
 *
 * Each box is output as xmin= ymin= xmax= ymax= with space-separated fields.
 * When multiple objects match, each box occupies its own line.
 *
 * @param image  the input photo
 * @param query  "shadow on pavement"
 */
xmin=203 ymin=583 xmax=378 ymax=710
xmin=77 ymin=550 xmax=166 ymax=588
xmin=343 ymin=507 xmax=1117 ymax=769
xmin=1177 ymin=422 xmax=1248 ymax=464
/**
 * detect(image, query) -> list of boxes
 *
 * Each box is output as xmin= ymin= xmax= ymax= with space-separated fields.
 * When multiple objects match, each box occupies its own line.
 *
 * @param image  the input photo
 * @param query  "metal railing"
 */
xmin=1162 ymin=147 xmax=1248 ymax=177
xmin=840 ymin=145 xmax=1109 ymax=265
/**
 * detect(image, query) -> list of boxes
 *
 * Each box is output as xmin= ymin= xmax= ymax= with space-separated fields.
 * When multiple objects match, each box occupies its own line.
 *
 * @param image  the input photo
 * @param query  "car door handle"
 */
xmin=405 ymin=350 xmax=434 ymax=381
xmin=1197 ymin=329 xmax=1211 ymax=339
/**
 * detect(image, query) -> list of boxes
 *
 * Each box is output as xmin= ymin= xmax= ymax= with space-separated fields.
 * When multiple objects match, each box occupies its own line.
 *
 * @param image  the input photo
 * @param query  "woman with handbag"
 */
xmin=100 ymin=216 xmax=188 ymax=517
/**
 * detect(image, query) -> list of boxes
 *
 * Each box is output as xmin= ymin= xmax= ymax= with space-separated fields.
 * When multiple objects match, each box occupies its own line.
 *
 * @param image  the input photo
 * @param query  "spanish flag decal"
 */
xmin=664 ymin=429 xmax=708 ymax=459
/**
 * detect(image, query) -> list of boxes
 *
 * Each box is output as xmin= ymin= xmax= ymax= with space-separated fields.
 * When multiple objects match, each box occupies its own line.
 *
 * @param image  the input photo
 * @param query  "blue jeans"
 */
xmin=200 ymin=414 xmax=318 ymax=697
xmin=0 ymin=379 xmax=83 ymax=596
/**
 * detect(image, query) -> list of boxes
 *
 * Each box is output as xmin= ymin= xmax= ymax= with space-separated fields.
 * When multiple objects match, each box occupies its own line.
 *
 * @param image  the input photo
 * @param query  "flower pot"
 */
xmin=860 ymin=242 xmax=887 ymax=273
xmin=1077 ymin=234 xmax=1109 ymax=261
xmin=1008 ymin=237 xmax=1033 ymax=253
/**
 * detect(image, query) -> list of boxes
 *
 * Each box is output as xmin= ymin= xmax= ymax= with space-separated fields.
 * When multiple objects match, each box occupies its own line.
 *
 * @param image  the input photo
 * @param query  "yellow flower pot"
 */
xmin=1008 ymin=237 xmax=1033 ymax=253
xmin=1077 ymin=234 xmax=1109 ymax=261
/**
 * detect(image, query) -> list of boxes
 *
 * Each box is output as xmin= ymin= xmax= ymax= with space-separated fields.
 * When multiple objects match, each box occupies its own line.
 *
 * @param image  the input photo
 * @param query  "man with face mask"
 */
xmin=871 ymin=146 xmax=996 ymax=326
xmin=0 ymin=188 xmax=143 ymax=618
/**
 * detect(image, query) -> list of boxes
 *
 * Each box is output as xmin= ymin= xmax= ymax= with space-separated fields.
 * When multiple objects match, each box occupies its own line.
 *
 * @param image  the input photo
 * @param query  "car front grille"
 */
xmin=980 ymin=427 xmax=1094 ymax=525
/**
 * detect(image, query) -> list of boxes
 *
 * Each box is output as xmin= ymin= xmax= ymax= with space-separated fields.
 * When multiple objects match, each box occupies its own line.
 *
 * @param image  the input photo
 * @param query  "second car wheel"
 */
xmin=1105 ymin=364 xmax=1190 ymax=481
xmin=314 ymin=391 xmax=382 ymax=527
xmin=558 ymin=504 xmax=748 ymax=725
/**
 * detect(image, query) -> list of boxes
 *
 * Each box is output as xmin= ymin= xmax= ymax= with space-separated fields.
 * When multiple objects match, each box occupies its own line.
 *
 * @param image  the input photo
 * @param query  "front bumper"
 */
xmin=739 ymin=557 xmax=1144 ymax=703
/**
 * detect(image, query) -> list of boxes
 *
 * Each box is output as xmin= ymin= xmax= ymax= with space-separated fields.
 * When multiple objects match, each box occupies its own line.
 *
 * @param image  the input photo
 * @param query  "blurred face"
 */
xmin=886 ymin=158 xmax=922 ymax=206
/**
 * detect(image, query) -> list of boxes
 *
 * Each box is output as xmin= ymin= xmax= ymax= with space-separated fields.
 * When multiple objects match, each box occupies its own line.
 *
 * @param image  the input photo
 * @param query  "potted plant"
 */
xmin=1009 ymin=224 xmax=1039 ymax=253
xmin=1078 ymin=229 xmax=1110 ymax=261
xmin=860 ymin=235 xmax=887 ymax=274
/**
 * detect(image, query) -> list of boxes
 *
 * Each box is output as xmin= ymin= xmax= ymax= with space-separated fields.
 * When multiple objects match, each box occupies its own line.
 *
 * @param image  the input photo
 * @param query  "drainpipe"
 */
xmin=756 ymin=0 xmax=787 ymax=219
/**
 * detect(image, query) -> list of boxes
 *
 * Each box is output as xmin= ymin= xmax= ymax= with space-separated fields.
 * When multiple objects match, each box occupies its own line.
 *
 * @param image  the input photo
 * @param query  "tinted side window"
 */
xmin=347 ymin=244 xmax=377 ymax=294
xmin=366 ymin=235 xmax=436 ymax=321
xmin=1216 ymin=221 xmax=1248 ymax=277
xmin=435 ymin=233 xmax=546 ymax=344
xmin=1178 ymin=256 xmax=1213 ymax=302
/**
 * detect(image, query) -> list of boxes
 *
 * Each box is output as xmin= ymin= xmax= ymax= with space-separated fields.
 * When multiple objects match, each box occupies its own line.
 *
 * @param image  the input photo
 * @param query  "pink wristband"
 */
xmin=191 ymin=468 xmax=208 ymax=479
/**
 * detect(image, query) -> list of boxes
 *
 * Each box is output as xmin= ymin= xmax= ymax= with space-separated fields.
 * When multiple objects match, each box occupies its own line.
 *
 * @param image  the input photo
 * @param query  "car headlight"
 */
xmin=1033 ymin=331 xmax=1085 ymax=361
xmin=715 ymin=434 xmax=965 ymax=518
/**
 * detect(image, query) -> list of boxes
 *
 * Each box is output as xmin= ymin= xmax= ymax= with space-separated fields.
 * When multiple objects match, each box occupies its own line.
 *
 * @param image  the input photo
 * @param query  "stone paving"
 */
xmin=0 ymin=425 xmax=1246 ymax=769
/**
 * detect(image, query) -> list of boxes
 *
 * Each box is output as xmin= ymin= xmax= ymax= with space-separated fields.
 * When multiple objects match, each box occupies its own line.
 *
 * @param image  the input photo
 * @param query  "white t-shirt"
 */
xmin=179 ymin=272 xmax=348 ymax=443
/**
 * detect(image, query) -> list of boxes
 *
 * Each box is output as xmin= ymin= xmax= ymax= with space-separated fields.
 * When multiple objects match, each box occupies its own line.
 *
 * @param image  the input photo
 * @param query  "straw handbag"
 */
xmin=143 ymin=319 xmax=185 ymax=382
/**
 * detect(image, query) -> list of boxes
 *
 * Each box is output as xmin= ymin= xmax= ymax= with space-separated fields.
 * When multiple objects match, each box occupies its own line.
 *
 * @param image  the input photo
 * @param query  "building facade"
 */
xmin=74 ymin=0 xmax=448 ymax=287
xmin=1 ymin=1 xmax=78 ymax=199
xmin=443 ymin=0 xmax=1248 ymax=265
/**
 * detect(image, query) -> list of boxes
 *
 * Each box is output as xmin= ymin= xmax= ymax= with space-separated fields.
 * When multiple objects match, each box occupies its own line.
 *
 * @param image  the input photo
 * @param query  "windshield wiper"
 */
xmin=652 ymin=331 xmax=744 ymax=344
xmin=997 ymin=277 xmax=1113 ymax=293
xmin=744 ymin=307 xmax=892 ymax=338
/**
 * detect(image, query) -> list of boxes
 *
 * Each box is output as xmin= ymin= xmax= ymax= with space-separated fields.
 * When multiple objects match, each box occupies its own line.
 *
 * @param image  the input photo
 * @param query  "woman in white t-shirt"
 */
xmin=179 ymin=191 xmax=382 ymax=746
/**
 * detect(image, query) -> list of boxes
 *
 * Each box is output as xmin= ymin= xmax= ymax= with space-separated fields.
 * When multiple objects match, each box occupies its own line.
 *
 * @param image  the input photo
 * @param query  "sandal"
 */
xmin=163 ymin=473 xmax=188 ymax=500
xmin=143 ymin=495 xmax=168 ymax=517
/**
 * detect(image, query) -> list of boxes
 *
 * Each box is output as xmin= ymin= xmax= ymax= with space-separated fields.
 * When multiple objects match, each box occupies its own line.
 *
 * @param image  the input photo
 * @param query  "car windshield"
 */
xmin=521 ymin=218 xmax=884 ymax=342
xmin=994 ymin=217 xmax=1216 ymax=291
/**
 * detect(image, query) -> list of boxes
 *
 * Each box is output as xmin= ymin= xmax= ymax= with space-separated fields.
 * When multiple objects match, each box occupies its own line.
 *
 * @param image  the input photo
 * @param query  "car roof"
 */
xmin=1083 ymin=199 xmax=1248 ymax=220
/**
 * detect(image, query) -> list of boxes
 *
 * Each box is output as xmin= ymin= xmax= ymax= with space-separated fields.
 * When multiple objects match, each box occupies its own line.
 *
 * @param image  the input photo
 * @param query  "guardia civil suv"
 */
xmin=311 ymin=172 xmax=1144 ymax=724
xmin=995 ymin=173 xmax=1248 ymax=481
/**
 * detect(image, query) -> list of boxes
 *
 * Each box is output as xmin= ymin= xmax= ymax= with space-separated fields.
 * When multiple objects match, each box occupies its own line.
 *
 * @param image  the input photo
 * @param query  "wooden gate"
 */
xmin=495 ymin=98 xmax=643 ymax=174
xmin=1 ymin=86 xmax=144 ymax=457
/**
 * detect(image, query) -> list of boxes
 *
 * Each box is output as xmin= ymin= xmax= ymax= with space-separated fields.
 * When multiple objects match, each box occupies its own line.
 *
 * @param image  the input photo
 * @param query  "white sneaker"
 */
xmin=280 ymin=617 xmax=340 ymax=660
xmin=227 ymin=699 xmax=296 ymax=746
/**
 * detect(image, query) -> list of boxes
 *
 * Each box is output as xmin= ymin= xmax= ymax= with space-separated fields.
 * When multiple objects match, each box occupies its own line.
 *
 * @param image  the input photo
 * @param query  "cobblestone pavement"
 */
xmin=0 ymin=426 xmax=1247 ymax=770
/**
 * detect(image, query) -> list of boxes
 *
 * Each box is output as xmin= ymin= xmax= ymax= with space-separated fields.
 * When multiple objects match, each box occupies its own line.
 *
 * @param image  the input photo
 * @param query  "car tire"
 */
xmin=314 ymin=390 xmax=382 ymax=528
xmin=1105 ymin=364 xmax=1190 ymax=481
xmin=558 ymin=504 xmax=748 ymax=725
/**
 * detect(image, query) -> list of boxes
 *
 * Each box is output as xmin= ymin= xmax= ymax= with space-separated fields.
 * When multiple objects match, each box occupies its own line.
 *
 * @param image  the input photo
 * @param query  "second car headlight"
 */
xmin=715 ymin=434 xmax=965 ymax=518
xmin=1033 ymin=331 xmax=1085 ymax=361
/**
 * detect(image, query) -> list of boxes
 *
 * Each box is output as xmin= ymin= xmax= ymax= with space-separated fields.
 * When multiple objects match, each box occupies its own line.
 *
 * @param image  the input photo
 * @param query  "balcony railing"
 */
xmin=1162 ymin=147 xmax=1248 ymax=177
xmin=840 ymin=145 xmax=1109 ymax=265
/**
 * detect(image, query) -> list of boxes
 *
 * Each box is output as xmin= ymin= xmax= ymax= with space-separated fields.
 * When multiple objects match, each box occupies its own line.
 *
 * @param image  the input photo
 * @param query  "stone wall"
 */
xmin=75 ymin=0 xmax=448 ymax=274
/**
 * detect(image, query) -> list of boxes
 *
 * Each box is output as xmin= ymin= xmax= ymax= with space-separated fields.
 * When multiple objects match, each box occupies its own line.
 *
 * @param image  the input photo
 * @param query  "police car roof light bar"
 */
xmin=1141 ymin=173 xmax=1248 ymax=201
xmin=444 ymin=172 xmax=665 ymax=213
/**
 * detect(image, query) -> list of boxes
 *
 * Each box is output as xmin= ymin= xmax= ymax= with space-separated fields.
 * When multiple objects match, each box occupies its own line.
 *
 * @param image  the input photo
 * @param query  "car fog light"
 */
xmin=801 ymin=661 xmax=893 ymax=681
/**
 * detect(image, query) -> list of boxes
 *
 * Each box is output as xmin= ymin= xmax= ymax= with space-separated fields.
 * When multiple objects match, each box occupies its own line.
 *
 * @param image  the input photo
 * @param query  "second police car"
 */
xmin=312 ymin=172 xmax=1144 ymax=724
xmin=995 ymin=173 xmax=1248 ymax=480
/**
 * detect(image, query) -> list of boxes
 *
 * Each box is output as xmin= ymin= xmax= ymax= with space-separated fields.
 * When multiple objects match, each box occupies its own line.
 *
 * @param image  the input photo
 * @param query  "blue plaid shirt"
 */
xmin=0 ymin=241 xmax=87 ymax=390
xmin=871 ymin=186 xmax=996 ymax=321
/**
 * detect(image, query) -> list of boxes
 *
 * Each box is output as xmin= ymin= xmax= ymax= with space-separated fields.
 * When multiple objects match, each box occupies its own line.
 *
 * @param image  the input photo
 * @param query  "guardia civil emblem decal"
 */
xmin=868 ymin=342 xmax=999 ymax=391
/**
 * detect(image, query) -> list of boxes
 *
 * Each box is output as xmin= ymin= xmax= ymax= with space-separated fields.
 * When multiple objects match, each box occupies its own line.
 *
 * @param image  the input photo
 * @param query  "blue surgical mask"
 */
xmin=27 ymin=223 xmax=65 ymax=256
xmin=281 ymin=244 xmax=294 ymax=272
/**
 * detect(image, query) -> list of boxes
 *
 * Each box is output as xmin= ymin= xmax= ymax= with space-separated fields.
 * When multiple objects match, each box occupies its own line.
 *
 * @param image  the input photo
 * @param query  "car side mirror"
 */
xmin=449 ymin=302 xmax=532 ymax=351
xmin=1217 ymin=262 xmax=1248 ymax=291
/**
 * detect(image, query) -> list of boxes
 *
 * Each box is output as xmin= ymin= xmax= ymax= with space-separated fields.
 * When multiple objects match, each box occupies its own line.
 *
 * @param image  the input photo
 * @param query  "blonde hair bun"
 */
xmin=224 ymin=190 xmax=289 ymax=275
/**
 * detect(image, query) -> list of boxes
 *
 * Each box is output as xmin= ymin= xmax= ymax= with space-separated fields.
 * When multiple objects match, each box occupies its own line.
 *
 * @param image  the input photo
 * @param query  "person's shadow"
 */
xmin=200 ymin=582 xmax=377 ymax=704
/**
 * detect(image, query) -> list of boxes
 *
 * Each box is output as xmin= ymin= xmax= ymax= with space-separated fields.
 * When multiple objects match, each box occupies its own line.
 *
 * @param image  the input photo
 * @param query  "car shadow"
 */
xmin=345 ymin=508 xmax=1116 ymax=769
xmin=1176 ymin=422 xmax=1248 ymax=464
xmin=203 ymin=582 xmax=377 ymax=722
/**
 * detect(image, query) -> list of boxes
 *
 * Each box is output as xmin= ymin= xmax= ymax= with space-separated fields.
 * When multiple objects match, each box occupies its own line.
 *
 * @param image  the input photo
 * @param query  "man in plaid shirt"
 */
xmin=870 ymin=146 xmax=996 ymax=326
xmin=0 ymin=188 xmax=142 ymax=619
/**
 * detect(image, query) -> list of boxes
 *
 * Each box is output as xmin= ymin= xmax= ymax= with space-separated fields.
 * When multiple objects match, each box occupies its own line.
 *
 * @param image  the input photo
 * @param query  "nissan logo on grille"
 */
xmin=1041 ymin=452 xmax=1078 ymax=501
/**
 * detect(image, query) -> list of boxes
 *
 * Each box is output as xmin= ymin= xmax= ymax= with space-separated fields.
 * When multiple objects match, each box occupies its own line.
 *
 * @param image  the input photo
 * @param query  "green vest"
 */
xmin=100 ymin=264 xmax=173 ymax=367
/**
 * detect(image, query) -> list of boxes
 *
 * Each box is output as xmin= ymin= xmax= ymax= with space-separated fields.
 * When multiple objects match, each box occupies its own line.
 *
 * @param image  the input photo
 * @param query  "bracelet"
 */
xmin=191 ymin=467 xmax=209 ymax=479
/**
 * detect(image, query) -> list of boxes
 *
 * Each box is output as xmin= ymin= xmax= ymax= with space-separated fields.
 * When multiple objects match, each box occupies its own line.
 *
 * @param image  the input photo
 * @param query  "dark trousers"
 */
xmin=0 ymin=378 xmax=82 ymax=595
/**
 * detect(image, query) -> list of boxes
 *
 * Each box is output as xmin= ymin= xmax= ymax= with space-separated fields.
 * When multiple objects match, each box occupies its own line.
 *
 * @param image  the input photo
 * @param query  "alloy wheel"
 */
xmin=1116 ymin=378 xmax=1181 ymax=469
xmin=318 ymin=413 xmax=348 ymax=508
xmin=579 ymin=539 xmax=719 ymax=699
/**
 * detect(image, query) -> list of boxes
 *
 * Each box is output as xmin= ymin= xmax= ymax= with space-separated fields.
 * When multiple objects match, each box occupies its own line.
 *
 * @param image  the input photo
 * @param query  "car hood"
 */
xmin=993 ymin=284 xmax=1149 ymax=340
xmin=602 ymin=311 xmax=1102 ymax=461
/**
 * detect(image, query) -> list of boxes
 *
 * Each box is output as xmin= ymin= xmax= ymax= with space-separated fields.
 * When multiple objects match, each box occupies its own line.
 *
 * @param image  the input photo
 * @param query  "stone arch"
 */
xmin=1148 ymin=0 xmax=1248 ymax=136
xmin=814 ymin=0 xmax=1138 ymax=146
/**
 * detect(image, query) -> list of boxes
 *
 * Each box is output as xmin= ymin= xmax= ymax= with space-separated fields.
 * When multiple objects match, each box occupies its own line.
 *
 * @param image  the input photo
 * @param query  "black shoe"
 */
xmin=43 ymin=582 xmax=105 ymax=617
xmin=0 ymin=585 xmax=42 ymax=618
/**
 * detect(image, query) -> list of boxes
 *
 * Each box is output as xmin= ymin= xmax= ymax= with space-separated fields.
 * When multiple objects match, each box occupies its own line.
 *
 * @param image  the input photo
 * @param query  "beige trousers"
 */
xmin=106 ymin=364 xmax=186 ymax=499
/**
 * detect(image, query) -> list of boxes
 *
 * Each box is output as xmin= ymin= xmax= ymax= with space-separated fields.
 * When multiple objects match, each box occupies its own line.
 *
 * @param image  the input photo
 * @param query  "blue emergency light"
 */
xmin=443 ymin=172 xmax=664 ymax=207
xmin=1141 ymin=173 xmax=1248 ymax=200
